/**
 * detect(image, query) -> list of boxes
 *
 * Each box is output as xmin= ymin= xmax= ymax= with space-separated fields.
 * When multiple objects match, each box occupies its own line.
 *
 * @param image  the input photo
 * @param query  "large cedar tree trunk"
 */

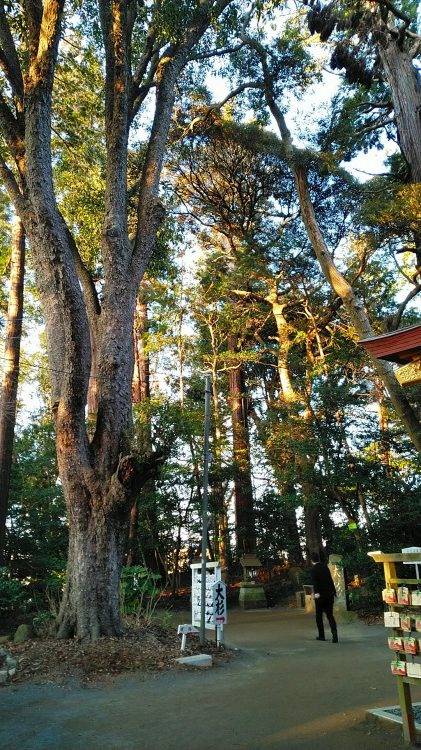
xmin=374 ymin=21 xmax=421 ymax=183
xmin=0 ymin=218 xmax=25 ymax=563
xmin=227 ymin=335 xmax=257 ymax=556
xmin=211 ymin=374 xmax=230 ymax=572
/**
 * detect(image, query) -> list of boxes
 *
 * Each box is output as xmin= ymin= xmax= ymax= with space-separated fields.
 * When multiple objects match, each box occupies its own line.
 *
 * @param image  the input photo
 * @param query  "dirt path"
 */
xmin=1 ymin=607 xmax=419 ymax=750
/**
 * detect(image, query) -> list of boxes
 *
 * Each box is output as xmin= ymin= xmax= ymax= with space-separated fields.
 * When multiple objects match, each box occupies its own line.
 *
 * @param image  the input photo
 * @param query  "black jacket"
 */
xmin=310 ymin=562 xmax=336 ymax=599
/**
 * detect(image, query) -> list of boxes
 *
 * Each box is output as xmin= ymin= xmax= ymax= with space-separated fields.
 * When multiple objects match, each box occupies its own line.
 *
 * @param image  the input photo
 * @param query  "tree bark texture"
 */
xmin=211 ymin=376 xmax=230 ymax=572
xmin=304 ymin=504 xmax=323 ymax=559
xmin=375 ymin=34 xmax=421 ymax=183
xmin=132 ymin=298 xmax=150 ymax=404
xmin=227 ymin=335 xmax=257 ymax=556
xmin=0 ymin=218 xmax=25 ymax=564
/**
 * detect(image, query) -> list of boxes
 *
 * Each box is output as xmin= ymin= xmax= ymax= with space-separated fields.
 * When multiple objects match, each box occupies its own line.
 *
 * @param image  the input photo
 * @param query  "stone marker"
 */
xmin=176 ymin=654 xmax=213 ymax=668
xmin=13 ymin=623 xmax=33 ymax=642
xmin=329 ymin=554 xmax=357 ymax=622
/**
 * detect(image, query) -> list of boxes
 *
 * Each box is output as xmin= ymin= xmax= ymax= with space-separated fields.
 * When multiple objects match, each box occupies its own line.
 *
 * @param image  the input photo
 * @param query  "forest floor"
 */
xmin=3 ymin=619 xmax=233 ymax=686
xmin=1 ymin=606 xmax=420 ymax=750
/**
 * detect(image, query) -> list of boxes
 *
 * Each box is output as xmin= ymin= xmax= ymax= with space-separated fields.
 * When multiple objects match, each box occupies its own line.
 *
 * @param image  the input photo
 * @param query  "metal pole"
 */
xmin=200 ymin=373 xmax=212 ymax=646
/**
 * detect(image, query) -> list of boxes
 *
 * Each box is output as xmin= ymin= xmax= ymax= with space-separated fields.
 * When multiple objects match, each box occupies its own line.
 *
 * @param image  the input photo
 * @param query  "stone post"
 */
xmin=329 ymin=555 xmax=349 ymax=617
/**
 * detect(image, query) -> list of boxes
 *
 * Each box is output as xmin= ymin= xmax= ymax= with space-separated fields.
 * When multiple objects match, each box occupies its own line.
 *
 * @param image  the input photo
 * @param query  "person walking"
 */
xmin=310 ymin=552 xmax=338 ymax=643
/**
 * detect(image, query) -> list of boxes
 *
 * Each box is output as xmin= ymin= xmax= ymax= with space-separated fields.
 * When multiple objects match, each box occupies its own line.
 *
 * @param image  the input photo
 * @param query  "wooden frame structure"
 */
xmin=369 ymin=551 xmax=421 ymax=747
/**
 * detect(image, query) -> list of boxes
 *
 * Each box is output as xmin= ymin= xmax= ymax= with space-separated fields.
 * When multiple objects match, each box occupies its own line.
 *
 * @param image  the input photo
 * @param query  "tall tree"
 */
xmin=0 ymin=0 xmax=238 ymax=639
xmin=227 ymin=333 xmax=256 ymax=554
xmin=0 ymin=217 xmax=25 ymax=563
xmin=173 ymin=122 xmax=358 ymax=556
xmin=305 ymin=0 xmax=421 ymax=181
xmin=230 ymin=29 xmax=421 ymax=453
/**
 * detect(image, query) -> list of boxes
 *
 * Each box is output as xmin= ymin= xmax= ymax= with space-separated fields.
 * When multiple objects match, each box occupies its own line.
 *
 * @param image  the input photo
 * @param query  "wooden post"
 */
xmin=397 ymin=677 xmax=416 ymax=746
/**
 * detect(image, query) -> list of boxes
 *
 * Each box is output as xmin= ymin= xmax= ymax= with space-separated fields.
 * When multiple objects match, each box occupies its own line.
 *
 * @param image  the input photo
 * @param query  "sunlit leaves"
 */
xmin=52 ymin=38 xmax=106 ymax=267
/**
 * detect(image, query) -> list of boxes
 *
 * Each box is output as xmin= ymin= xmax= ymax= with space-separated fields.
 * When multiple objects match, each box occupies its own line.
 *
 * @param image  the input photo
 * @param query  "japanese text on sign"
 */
xmin=191 ymin=561 xmax=221 ymax=629
xmin=212 ymin=580 xmax=227 ymax=625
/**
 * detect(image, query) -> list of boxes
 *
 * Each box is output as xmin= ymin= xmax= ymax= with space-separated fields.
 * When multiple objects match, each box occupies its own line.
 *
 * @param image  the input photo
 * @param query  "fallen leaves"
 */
xmin=3 ymin=622 xmax=233 ymax=687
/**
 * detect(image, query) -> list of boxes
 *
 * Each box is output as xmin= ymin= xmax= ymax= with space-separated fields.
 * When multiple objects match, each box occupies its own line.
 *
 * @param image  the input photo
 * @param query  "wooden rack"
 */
xmin=370 ymin=552 xmax=421 ymax=747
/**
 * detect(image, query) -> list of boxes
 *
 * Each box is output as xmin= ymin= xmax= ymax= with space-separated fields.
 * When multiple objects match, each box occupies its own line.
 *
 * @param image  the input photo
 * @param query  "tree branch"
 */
xmin=192 ymin=42 xmax=245 ymax=60
xmin=373 ymin=0 xmax=411 ymax=27
xmin=356 ymin=116 xmax=396 ymax=135
xmin=387 ymin=284 xmax=421 ymax=331
xmin=131 ymin=0 xmax=236 ymax=278
xmin=130 ymin=68 xmax=158 ymax=124
xmin=131 ymin=28 xmax=158 ymax=91
xmin=356 ymin=100 xmax=392 ymax=111
xmin=98 ymin=0 xmax=131 ymax=274
xmin=180 ymin=82 xmax=264 ymax=137
xmin=57 ymin=211 xmax=102 ymax=324
xmin=22 ymin=0 xmax=43 ymax=58
xmin=0 ymin=6 xmax=24 ymax=102
xmin=0 ymin=92 xmax=23 ymax=149
xmin=239 ymin=32 xmax=293 ymax=148
xmin=27 ymin=0 xmax=64 ymax=83
xmin=0 ymin=158 xmax=31 ymax=220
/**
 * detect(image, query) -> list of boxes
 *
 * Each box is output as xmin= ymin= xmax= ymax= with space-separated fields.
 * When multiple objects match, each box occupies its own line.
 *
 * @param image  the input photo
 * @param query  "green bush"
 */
xmin=120 ymin=565 xmax=162 ymax=621
xmin=347 ymin=571 xmax=384 ymax=612
xmin=0 ymin=567 xmax=27 ymax=614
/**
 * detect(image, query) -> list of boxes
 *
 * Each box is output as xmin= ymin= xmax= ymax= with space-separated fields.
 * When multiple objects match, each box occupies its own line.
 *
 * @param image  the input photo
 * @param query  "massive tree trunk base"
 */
xmin=56 ymin=506 xmax=129 ymax=640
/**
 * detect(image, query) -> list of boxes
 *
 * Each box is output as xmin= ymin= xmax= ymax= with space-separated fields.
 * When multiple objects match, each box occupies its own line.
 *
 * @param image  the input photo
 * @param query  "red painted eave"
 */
xmin=358 ymin=324 xmax=421 ymax=363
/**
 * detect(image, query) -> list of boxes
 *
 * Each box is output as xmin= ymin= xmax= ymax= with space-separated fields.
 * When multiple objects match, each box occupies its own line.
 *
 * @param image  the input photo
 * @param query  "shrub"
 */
xmin=0 ymin=567 xmax=27 ymax=615
xmin=347 ymin=571 xmax=384 ymax=612
xmin=120 ymin=565 xmax=163 ymax=623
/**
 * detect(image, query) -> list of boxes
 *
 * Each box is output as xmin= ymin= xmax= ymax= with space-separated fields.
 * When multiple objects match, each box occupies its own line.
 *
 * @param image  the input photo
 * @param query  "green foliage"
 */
xmin=347 ymin=571 xmax=384 ymax=612
xmin=155 ymin=0 xmax=197 ymax=43
xmin=0 ymin=567 xmax=27 ymax=614
xmin=316 ymin=86 xmax=393 ymax=161
xmin=120 ymin=566 xmax=162 ymax=620
xmin=7 ymin=418 xmax=67 ymax=581
xmin=52 ymin=38 xmax=105 ymax=268
xmin=272 ymin=21 xmax=321 ymax=97
xmin=255 ymin=490 xmax=302 ymax=561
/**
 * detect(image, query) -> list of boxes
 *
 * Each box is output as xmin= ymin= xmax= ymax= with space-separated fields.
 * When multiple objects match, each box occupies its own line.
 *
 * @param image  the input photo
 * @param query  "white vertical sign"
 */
xmin=212 ymin=580 xmax=227 ymax=625
xmin=191 ymin=561 xmax=221 ymax=629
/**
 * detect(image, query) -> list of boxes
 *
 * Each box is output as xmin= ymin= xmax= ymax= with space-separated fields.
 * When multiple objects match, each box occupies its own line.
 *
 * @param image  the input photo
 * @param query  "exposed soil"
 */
xmin=2 ymin=622 xmax=233 ymax=687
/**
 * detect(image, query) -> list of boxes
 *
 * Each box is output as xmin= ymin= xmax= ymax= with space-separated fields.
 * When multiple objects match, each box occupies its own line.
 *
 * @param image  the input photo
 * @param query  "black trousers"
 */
xmin=315 ymin=595 xmax=337 ymax=638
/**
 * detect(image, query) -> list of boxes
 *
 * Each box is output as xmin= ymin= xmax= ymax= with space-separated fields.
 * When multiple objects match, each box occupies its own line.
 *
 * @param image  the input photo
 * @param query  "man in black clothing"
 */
xmin=310 ymin=552 xmax=338 ymax=643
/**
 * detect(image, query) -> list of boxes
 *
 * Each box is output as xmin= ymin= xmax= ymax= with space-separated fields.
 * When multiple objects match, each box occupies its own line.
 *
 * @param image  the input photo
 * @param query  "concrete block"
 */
xmin=176 ymin=654 xmax=213 ymax=668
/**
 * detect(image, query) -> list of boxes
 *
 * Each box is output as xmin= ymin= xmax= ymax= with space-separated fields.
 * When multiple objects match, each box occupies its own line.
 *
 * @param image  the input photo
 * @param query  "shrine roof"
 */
xmin=359 ymin=324 xmax=421 ymax=363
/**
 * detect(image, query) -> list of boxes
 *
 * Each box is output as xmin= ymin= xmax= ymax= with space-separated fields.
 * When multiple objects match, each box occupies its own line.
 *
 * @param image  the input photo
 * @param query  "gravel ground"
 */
xmin=1 ymin=607 xmax=420 ymax=750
